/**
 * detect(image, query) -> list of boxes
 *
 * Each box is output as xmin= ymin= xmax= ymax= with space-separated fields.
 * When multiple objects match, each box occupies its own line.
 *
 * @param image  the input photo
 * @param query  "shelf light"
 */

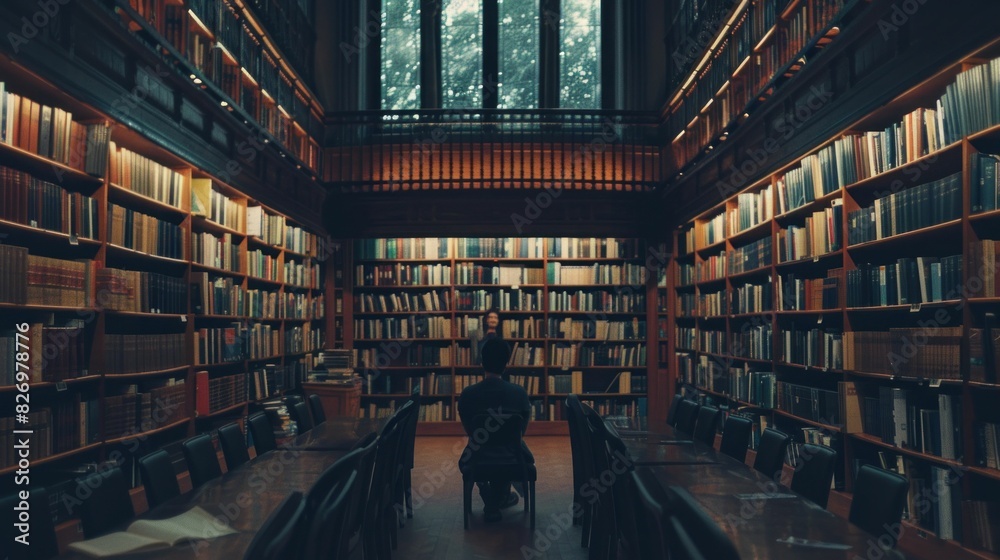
xmin=701 ymin=98 xmax=714 ymax=113
xmin=673 ymin=129 xmax=686 ymax=142
xmin=667 ymin=0 xmax=751 ymax=107
xmin=220 ymin=101 xmax=229 ymax=107
xmin=193 ymin=77 xmax=203 ymax=85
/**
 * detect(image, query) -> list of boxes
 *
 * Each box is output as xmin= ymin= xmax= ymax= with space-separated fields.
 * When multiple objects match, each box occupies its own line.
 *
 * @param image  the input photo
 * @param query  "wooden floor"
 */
xmin=393 ymin=436 xmax=589 ymax=560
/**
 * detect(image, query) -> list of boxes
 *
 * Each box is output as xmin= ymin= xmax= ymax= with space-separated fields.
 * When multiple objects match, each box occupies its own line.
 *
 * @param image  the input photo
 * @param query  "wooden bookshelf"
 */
xmin=663 ymin=37 xmax=1000 ymax=560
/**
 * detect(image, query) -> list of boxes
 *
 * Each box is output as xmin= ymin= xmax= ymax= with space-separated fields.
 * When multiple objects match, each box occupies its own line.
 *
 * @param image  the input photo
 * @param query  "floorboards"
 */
xmin=393 ymin=436 xmax=588 ymax=560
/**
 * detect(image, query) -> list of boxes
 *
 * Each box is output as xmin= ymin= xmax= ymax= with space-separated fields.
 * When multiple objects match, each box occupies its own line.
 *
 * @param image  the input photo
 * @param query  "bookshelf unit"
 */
xmin=0 ymin=56 xmax=325 ymax=515
xmin=345 ymin=238 xmax=651 ymax=434
xmin=663 ymin=39 xmax=1000 ymax=560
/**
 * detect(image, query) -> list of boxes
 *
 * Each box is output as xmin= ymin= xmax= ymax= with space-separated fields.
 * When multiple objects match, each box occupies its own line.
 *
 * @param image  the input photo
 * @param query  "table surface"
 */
xmin=60 ymin=416 xmax=384 ymax=559
xmin=637 ymin=425 xmax=905 ymax=560
xmin=284 ymin=417 xmax=388 ymax=450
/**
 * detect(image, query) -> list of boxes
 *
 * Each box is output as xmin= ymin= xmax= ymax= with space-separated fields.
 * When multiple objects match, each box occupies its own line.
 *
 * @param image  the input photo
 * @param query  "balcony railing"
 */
xmin=324 ymin=110 xmax=663 ymax=193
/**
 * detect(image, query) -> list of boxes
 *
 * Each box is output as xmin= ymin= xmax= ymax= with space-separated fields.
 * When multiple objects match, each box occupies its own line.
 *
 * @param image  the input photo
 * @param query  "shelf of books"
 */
xmin=663 ymin=39 xmax=1000 ymax=560
xmin=346 ymin=237 xmax=651 ymax=432
xmin=0 ymin=59 xmax=326 ymax=520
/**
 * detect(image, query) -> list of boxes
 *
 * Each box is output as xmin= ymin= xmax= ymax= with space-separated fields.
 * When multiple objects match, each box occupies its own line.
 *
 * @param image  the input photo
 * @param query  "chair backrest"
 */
xmin=591 ymin=418 xmax=642 ymax=557
xmin=242 ymin=491 xmax=307 ymax=560
xmin=401 ymin=386 xmax=421 ymax=469
xmin=305 ymin=448 xmax=364 ymax=521
xmin=848 ymin=465 xmax=909 ymax=547
xmin=290 ymin=401 xmax=314 ymax=433
xmin=719 ymin=415 xmax=754 ymax=463
xmin=672 ymin=399 xmax=701 ymax=434
xmin=302 ymin=471 xmax=358 ymax=560
xmin=76 ymin=467 xmax=135 ymax=538
xmin=346 ymin=432 xmax=380 ymax=543
xmin=668 ymin=486 xmax=741 ymax=560
xmin=665 ymin=515 xmax=709 ymax=560
xmin=463 ymin=412 xmax=527 ymax=468
xmin=217 ymin=422 xmax=251 ymax=471
xmin=790 ymin=443 xmax=837 ymax=508
xmin=247 ymin=411 xmax=278 ymax=455
xmin=692 ymin=405 xmax=722 ymax=446
xmin=182 ymin=433 xmax=223 ymax=488
xmin=752 ymin=428 xmax=790 ymax=481
xmin=138 ymin=450 xmax=181 ymax=509
xmin=565 ymin=395 xmax=593 ymax=511
xmin=308 ymin=394 xmax=327 ymax=424
xmin=665 ymin=393 xmax=685 ymax=427
xmin=1 ymin=487 xmax=59 ymax=559
xmin=629 ymin=469 xmax=669 ymax=560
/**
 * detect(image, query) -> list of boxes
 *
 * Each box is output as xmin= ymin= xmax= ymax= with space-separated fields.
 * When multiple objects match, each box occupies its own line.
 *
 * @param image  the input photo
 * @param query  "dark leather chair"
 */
xmin=1 ymin=487 xmax=59 ymax=559
xmin=669 ymin=485 xmax=741 ymax=560
xmin=672 ymin=399 xmax=701 ymax=435
xmin=399 ymin=386 xmax=421 ymax=518
xmin=461 ymin=413 xmax=536 ymax=529
xmin=217 ymin=422 xmax=251 ymax=470
xmin=182 ymin=433 xmax=223 ymax=488
xmin=248 ymin=411 xmax=278 ymax=455
xmin=566 ymin=394 xmax=597 ymax=546
xmin=305 ymin=448 xmax=364 ymax=523
xmin=589 ymin=415 xmax=642 ymax=559
xmin=719 ymin=415 xmax=754 ymax=463
xmin=138 ymin=450 xmax=181 ymax=508
xmin=578 ymin=402 xmax=615 ymax=560
xmin=630 ymin=471 xmax=706 ymax=560
xmin=301 ymin=471 xmax=358 ymax=560
xmin=346 ymin=432 xmax=379 ymax=558
xmin=791 ymin=443 xmax=837 ymax=508
xmin=848 ymin=465 xmax=909 ymax=548
xmin=665 ymin=393 xmax=685 ymax=427
xmin=363 ymin=407 xmax=408 ymax=560
xmin=289 ymin=400 xmax=314 ymax=433
xmin=692 ymin=405 xmax=722 ymax=446
xmin=308 ymin=393 xmax=327 ymax=424
xmin=242 ymin=491 xmax=307 ymax=560
xmin=752 ymin=428 xmax=790 ymax=481
xmin=76 ymin=467 xmax=135 ymax=538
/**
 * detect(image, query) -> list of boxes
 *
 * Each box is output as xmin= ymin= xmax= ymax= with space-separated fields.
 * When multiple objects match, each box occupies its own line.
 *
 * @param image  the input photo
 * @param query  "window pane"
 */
xmin=560 ymin=0 xmax=600 ymax=109
xmin=442 ymin=0 xmax=483 ymax=108
xmin=382 ymin=0 xmax=421 ymax=110
xmin=498 ymin=0 xmax=539 ymax=109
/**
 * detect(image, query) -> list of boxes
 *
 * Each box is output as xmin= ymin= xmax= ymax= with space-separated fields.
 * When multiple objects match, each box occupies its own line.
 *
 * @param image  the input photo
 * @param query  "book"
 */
xmin=67 ymin=506 xmax=236 ymax=558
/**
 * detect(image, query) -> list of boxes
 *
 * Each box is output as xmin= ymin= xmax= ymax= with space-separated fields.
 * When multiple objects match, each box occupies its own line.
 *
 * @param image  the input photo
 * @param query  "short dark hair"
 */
xmin=483 ymin=308 xmax=501 ymax=322
xmin=481 ymin=338 xmax=510 ymax=374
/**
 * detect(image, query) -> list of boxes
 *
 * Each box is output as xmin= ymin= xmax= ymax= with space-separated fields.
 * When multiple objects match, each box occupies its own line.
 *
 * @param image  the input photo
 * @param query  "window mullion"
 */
xmin=540 ymin=0 xmax=560 ymax=108
xmin=484 ymin=0 xmax=499 ymax=109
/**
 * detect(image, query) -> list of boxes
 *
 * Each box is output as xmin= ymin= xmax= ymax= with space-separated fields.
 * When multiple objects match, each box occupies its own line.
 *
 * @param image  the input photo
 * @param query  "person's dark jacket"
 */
xmin=457 ymin=376 xmax=534 ymax=465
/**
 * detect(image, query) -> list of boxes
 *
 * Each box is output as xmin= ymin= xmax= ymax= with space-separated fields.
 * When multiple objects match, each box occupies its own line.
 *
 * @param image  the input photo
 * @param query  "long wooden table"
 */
xmin=59 ymin=416 xmax=385 ymax=559
xmin=283 ymin=417 xmax=388 ymax=451
xmin=634 ymin=425 xmax=906 ymax=559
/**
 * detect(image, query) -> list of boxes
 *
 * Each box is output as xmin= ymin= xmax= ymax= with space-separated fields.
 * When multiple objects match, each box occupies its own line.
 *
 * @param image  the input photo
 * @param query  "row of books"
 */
xmin=546 ymin=238 xmax=642 ymax=259
xmin=547 ymin=371 xmax=647 ymax=394
xmin=777 ymin=150 xmax=843 ymax=214
xmin=677 ymin=293 xmax=697 ymax=316
xmin=777 ymin=381 xmax=840 ymax=426
xmin=734 ymin=323 xmax=774 ymax=360
xmin=283 ymin=259 xmax=320 ymax=288
xmin=191 ymin=273 xmax=245 ymax=316
xmin=287 ymin=292 xmax=324 ymax=320
xmin=359 ymin=401 xmax=454 ymax=421
xmin=0 ymin=246 xmax=92 ymax=307
xmin=842 ymin=328 xmax=963 ymax=380
xmin=547 ymin=343 xmax=646 ymax=367
xmin=780 ymin=327 xmax=842 ymax=369
xmin=457 ymin=237 xmax=545 ymax=258
xmin=0 ymin=84 xmax=110 ymax=175
xmin=969 ymin=320 xmax=1000 ymax=384
xmin=457 ymin=288 xmax=543 ymax=311
xmin=0 ymin=166 xmax=100 ymax=238
xmin=548 ymin=290 xmax=645 ymax=312
xmin=192 ymin=231 xmax=240 ymax=272
xmin=354 ymin=345 xmax=453 ymax=368
xmin=697 ymin=252 xmax=726 ymax=283
xmin=730 ymin=236 xmax=772 ymax=275
xmin=972 ymin=152 xmax=1000 ymax=213
xmin=777 ymin=200 xmax=843 ymax=262
xmin=108 ymin=203 xmax=186 ymax=260
xmin=847 ymin=173 xmax=962 ymax=245
xmin=0 ymin=408 xmax=77 ymax=469
xmin=968 ymin=240 xmax=1000 ymax=298
xmin=846 ymin=255 xmax=964 ymax=308
xmin=728 ymin=367 xmax=776 ymax=409
xmin=245 ymin=289 xmax=282 ymax=319
xmin=976 ymin=422 xmax=1000 ymax=470
xmin=355 ymin=237 xmax=452 ymax=259
xmin=284 ymin=226 xmax=323 ymax=257
xmin=284 ymin=325 xmax=322 ymax=354
xmin=0 ymin=321 xmax=87 ymax=384
xmin=248 ymin=249 xmax=280 ymax=282
xmin=777 ymin=269 xmax=842 ymax=311
xmin=96 ymin=268 xmax=187 ymax=314
xmin=677 ymin=262 xmax=695 ymax=286
xmin=247 ymin=206 xmax=286 ymax=246
xmin=108 ymin=142 xmax=185 ymax=208
xmin=859 ymin=388 xmax=963 ymax=460
xmin=700 ymin=212 xmax=726 ymax=248
xmin=455 ymin=263 xmax=545 ymax=285
xmin=729 ymin=185 xmax=774 ymax=233
xmin=547 ymin=318 xmax=646 ymax=340
xmin=675 ymin=327 xmax=696 ymax=350
xmin=105 ymin=333 xmax=186 ymax=375
xmin=191 ymin=179 xmax=246 ymax=233
xmin=249 ymin=364 xmax=300 ymax=401
xmin=545 ymin=262 xmax=647 ymax=285
xmin=363 ymin=372 xmax=453 ymax=395
xmin=695 ymin=288 xmax=727 ymax=317
xmin=194 ymin=323 xmax=245 ymax=365
xmin=732 ymin=279 xmax=774 ymax=314
xmin=194 ymin=370 xmax=247 ymax=416
xmin=354 ymin=264 xmax=452 ymax=286
xmin=356 ymin=290 xmax=451 ymax=313
xmin=245 ymin=323 xmax=280 ymax=360
xmin=103 ymin=382 xmax=188 ymax=439
xmin=353 ymin=316 xmax=453 ymax=339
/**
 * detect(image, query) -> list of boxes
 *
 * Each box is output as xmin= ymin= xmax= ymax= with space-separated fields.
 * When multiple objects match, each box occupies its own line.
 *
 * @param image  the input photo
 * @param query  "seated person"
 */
xmin=457 ymin=338 xmax=534 ymax=522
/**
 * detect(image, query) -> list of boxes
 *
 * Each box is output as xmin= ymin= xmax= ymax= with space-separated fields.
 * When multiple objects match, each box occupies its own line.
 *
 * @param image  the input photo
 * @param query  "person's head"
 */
xmin=481 ymin=338 xmax=510 ymax=376
xmin=483 ymin=308 xmax=500 ymax=331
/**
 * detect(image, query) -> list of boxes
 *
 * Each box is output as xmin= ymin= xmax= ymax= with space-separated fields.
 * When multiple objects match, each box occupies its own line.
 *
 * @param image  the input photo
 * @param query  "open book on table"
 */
xmin=68 ymin=506 xmax=236 ymax=558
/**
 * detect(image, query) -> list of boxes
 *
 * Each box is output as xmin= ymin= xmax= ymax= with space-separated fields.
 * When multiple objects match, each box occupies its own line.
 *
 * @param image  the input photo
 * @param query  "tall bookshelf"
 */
xmin=0 ymin=55 xmax=325 ymax=520
xmin=346 ymin=238 xmax=651 ymax=432
xmin=663 ymin=38 xmax=1000 ymax=560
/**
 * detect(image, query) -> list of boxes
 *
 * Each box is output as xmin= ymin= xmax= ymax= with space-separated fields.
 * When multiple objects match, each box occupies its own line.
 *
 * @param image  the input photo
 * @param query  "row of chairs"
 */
xmin=287 ymin=394 xmax=328 ymax=433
